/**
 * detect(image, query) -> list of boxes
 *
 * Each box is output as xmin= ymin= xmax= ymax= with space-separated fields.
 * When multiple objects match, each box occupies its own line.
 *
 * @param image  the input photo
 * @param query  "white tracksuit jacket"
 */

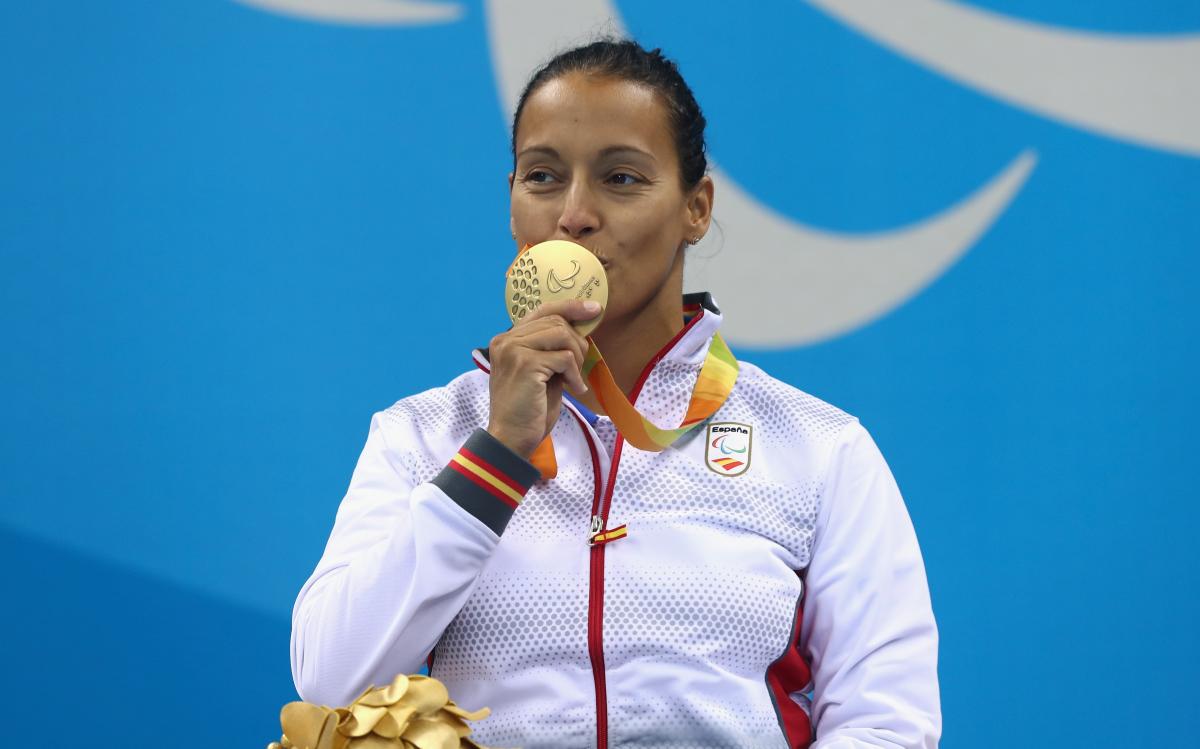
xmin=291 ymin=293 xmax=941 ymax=748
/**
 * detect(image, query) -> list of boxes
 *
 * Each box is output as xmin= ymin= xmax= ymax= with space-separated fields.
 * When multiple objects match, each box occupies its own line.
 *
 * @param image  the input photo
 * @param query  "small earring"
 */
xmin=687 ymin=236 xmax=700 ymax=246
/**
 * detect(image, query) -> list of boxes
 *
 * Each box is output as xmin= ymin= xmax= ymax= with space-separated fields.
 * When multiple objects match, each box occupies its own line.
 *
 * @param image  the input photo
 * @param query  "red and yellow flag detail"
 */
xmin=711 ymin=457 xmax=745 ymax=472
xmin=449 ymin=447 xmax=525 ymax=509
xmin=589 ymin=524 xmax=629 ymax=546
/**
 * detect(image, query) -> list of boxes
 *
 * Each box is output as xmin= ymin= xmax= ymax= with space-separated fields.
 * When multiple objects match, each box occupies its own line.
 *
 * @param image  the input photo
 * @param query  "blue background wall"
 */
xmin=1 ymin=1 xmax=1197 ymax=745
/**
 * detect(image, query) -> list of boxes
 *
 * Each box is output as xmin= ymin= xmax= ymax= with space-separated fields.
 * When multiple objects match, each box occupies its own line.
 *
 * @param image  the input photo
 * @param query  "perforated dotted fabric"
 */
xmin=620 ymin=356 xmax=849 ymax=568
xmin=601 ymin=564 xmax=803 ymax=747
xmin=380 ymin=374 xmax=490 ymax=484
xmin=590 ymin=357 xmax=852 ymax=747
xmin=383 ymin=329 xmax=856 ymax=748
xmin=430 ymin=408 xmax=599 ymax=746
xmin=592 ymin=415 xmax=618 ymax=459
xmin=434 ymin=564 xmax=594 ymax=747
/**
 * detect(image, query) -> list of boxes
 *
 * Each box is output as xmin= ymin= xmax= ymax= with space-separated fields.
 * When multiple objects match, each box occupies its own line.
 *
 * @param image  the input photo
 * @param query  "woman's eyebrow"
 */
xmin=596 ymin=145 xmax=656 ymax=162
xmin=516 ymin=144 xmax=656 ymax=162
xmin=516 ymin=145 xmax=560 ymax=161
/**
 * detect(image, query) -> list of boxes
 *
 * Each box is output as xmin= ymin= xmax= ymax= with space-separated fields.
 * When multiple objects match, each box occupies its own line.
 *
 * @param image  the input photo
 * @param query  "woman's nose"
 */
xmin=557 ymin=180 xmax=600 ymax=239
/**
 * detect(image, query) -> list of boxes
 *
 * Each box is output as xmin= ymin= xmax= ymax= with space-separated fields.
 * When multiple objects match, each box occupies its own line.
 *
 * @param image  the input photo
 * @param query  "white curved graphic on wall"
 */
xmin=486 ymin=0 xmax=1035 ymax=347
xmin=689 ymin=152 xmax=1036 ymax=346
xmin=231 ymin=0 xmax=462 ymax=26
xmin=808 ymin=0 xmax=1200 ymax=158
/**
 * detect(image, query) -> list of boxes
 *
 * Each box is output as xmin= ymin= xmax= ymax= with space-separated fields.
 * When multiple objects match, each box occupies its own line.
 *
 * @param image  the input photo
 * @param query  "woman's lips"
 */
xmin=528 ymin=238 xmax=610 ymax=267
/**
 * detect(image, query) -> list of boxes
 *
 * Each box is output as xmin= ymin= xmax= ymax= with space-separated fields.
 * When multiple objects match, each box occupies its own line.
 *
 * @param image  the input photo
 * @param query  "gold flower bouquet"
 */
xmin=267 ymin=674 xmax=499 ymax=749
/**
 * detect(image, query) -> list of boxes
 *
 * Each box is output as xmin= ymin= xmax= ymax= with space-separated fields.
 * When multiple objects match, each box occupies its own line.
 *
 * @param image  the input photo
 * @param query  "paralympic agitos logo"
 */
xmin=546 ymin=260 xmax=581 ymax=293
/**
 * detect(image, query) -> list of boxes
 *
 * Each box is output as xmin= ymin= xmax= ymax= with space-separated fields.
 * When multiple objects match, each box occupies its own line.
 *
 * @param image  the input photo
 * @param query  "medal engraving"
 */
xmin=546 ymin=260 xmax=580 ymax=292
xmin=505 ymin=240 xmax=608 ymax=335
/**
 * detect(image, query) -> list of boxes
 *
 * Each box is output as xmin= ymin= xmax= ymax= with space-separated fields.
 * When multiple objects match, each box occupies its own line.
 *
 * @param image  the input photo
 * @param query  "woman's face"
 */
xmin=509 ymin=72 xmax=712 ymax=326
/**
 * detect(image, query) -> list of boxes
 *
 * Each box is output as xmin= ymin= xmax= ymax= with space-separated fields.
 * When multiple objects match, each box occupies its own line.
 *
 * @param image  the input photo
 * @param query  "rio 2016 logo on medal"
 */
xmin=705 ymin=422 xmax=752 ymax=476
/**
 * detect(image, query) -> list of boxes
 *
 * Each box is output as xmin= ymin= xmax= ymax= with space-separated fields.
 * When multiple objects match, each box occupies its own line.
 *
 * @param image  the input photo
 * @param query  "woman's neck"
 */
xmin=569 ymin=285 xmax=685 ymax=414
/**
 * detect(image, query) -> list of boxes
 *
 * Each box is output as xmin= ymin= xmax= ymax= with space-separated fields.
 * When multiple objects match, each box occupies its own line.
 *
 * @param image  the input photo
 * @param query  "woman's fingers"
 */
xmin=520 ymin=298 xmax=601 ymax=347
xmin=546 ymin=349 xmax=589 ymax=395
xmin=485 ymin=298 xmax=604 ymax=457
xmin=507 ymin=335 xmax=588 ymax=395
xmin=523 ymin=298 xmax=603 ymax=327
xmin=508 ymin=317 xmax=589 ymax=378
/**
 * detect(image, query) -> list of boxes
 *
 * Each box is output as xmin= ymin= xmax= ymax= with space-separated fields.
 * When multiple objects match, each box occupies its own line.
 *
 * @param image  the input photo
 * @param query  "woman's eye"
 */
xmin=524 ymin=170 xmax=555 ymax=184
xmin=607 ymin=172 xmax=640 ymax=186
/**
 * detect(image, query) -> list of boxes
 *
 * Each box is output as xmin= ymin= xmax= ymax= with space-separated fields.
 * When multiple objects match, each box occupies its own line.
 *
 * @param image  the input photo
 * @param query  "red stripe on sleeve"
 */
xmin=447 ymin=460 xmax=521 ymax=510
xmin=458 ymin=446 xmax=527 ymax=494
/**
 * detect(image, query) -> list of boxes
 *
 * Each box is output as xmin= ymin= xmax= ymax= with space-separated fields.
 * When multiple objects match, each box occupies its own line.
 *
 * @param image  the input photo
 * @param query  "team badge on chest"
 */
xmin=704 ymin=422 xmax=753 ymax=476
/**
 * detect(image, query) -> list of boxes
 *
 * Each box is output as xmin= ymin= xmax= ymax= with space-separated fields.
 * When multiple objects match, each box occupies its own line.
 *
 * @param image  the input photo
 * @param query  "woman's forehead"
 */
xmin=515 ymin=73 xmax=675 ymax=162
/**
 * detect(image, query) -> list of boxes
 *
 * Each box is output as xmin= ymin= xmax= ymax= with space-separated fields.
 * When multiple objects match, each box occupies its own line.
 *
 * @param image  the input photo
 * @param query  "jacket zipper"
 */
xmin=570 ymin=310 xmax=708 ymax=749
xmin=589 ymin=437 xmax=623 ymax=749
xmin=566 ymin=407 xmax=610 ymax=749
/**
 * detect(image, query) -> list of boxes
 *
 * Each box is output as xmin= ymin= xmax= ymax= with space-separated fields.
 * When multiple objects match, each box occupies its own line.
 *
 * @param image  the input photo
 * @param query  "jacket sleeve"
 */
xmin=290 ymin=414 xmax=539 ymax=707
xmin=800 ymin=420 xmax=942 ymax=748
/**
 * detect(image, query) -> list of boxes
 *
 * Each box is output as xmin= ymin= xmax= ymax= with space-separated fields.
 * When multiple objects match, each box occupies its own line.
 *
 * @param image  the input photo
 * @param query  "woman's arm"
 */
xmin=290 ymin=414 xmax=538 ymax=707
xmin=291 ymin=299 xmax=595 ymax=706
xmin=800 ymin=420 xmax=942 ymax=748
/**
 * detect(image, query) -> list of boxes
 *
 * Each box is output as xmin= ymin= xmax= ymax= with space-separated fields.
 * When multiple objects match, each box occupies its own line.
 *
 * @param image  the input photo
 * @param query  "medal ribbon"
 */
xmin=580 ymin=308 xmax=739 ymax=453
xmin=523 ymin=303 xmax=739 ymax=480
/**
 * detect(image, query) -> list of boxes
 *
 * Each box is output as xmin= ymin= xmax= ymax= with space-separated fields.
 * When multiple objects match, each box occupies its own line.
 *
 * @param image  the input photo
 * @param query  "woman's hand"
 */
xmin=486 ymin=299 xmax=602 ymax=459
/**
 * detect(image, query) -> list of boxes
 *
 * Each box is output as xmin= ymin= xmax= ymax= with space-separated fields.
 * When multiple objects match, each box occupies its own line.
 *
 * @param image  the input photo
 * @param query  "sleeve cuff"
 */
xmin=430 ymin=428 xmax=539 ymax=535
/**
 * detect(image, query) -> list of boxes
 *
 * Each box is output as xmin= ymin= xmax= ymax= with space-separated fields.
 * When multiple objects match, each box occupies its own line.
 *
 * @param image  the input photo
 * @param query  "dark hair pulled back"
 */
xmin=511 ymin=38 xmax=708 ymax=190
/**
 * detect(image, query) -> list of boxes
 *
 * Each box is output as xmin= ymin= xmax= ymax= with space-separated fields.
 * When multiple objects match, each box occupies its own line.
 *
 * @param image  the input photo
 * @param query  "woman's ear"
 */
xmin=685 ymin=175 xmax=714 ymax=240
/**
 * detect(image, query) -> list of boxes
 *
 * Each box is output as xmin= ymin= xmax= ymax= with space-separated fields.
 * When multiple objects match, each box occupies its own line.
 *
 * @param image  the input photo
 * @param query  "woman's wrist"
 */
xmin=485 ymin=423 xmax=536 ymax=460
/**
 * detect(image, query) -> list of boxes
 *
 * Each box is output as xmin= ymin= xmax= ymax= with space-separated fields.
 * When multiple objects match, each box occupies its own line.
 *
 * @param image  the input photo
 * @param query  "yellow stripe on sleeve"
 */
xmin=450 ymin=453 xmax=525 ymax=506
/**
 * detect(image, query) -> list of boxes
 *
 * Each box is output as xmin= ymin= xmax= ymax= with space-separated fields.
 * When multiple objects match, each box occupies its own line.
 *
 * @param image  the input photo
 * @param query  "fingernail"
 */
xmin=582 ymin=301 xmax=601 ymax=314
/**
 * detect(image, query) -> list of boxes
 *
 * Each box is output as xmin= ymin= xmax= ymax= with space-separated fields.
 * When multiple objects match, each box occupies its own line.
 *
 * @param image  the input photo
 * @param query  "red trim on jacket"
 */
xmin=765 ymin=588 xmax=814 ymax=748
xmin=585 ymin=308 xmax=709 ymax=748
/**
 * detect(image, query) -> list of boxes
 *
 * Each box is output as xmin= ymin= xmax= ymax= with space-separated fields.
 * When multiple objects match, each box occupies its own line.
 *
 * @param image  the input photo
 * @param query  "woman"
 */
xmin=291 ymin=39 xmax=941 ymax=748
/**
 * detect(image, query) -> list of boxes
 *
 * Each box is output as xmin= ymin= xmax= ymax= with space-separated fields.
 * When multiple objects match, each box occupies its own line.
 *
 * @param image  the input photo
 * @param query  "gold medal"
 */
xmin=505 ymin=240 xmax=608 ymax=336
